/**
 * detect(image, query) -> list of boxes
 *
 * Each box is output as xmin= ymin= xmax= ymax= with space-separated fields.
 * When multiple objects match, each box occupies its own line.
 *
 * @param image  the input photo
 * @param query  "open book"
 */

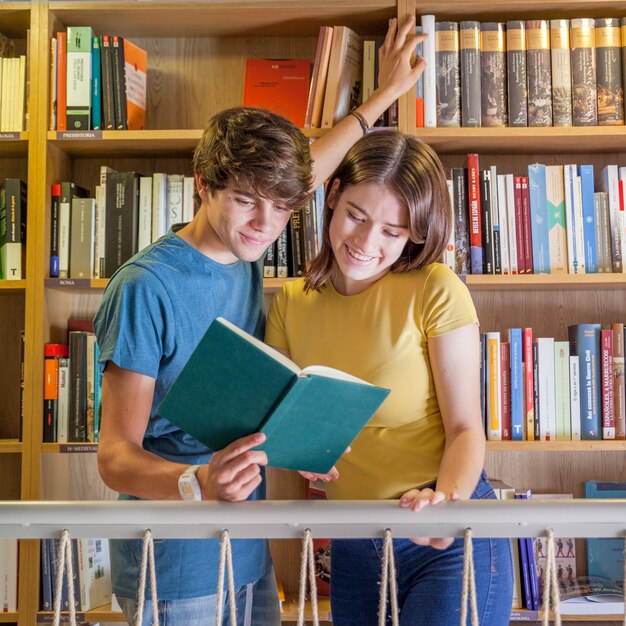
xmin=157 ymin=317 xmax=390 ymax=473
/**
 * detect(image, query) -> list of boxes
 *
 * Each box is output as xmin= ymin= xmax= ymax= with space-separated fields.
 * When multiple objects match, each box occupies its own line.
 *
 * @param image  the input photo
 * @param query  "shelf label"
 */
xmin=38 ymin=613 xmax=87 ymax=623
xmin=0 ymin=132 xmax=21 ymax=140
xmin=57 ymin=131 xmax=102 ymax=140
xmin=46 ymin=278 xmax=91 ymax=288
xmin=59 ymin=444 xmax=98 ymax=454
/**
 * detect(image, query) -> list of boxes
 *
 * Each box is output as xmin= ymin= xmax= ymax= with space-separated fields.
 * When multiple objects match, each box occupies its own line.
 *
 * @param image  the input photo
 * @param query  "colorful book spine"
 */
xmin=480 ymin=22 xmax=507 ymax=127
xmin=599 ymin=164 xmax=623 ymax=272
xmin=49 ymin=183 xmax=61 ymax=277
xmin=571 ymin=19 xmax=598 ymax=126
xmin=91 ymin=37 xmax=102 ymax=130
xmin=56 ymin=31 xmax=67 ymax=131
xmin=550 ymin=20 xmax=573 ymax=126
xmin=570 ymin=354 xmax=581 ymax=440
xmin=486 ymin=331 xmax=502 ymax=440
xmin=601 ymin=329 xmax=615 ymax=439
xmin=467 ymin=153 xmax=483 ymax=273
xmin=506 ymin=21 xmax=528 ymax=127
xmin=545 ymin=165 xmax=568 ymax=274
xmin=507 ymin=328 xmax=524 ymax=440
xmin=435 ymin=22 xmax=460 ymax=127
xmin=595 ymin=18 xmax=624 ymax=126
xmin=500 ymin=341 xmax=511 ymax=439
xmin=497 ymin=174 xmax=510 ymax=274
xmin=523 ymin=327 xmax=535 ymax=441
xmin=100 ymin=35 xmax=115 ymax=130
xmin=421 ymin=15 xmax=437 ymax=128
xmin=520 ymin=176 xmax=534 ymax=274
xmin=578 ymin=164 xmax=598 ymax=273
xmin=613 ymin=323 xmax=626 ymax=439
xmin=489 ymin=165 xmax=502 ymax=274
xmin=564 ymin=164 xmax=586 ymax=274
xmin=66 ymin=26 xmax=93 ymax=130
xmin=568 ymin=324 xmax=602 ymax=440
xmin=594 ymin=191 xmax=612 ymax=272
xmin=527 ymin=163 xmax=551 ymax=274
xmin=526 ymin=20 xmax=552 ymax=126
xmin=460 ymin=21 xmax=481 ymax=127
xmin=479 ymin=170 xmax=494 ymax=273
xmin=452 ymin=167 xmax=470 ymax=274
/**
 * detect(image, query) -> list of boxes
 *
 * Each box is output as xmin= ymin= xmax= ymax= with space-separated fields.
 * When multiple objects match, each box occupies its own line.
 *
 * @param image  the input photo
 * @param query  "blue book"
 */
xmin=585 ymin=481 xmax=626 ymax=587
xmin=91 ymin=37 xmax=102 ymax=130
xmin=93 ymin=341 xmax=102 ymax=442
xmin=578 ymin=164 xmax=598 ymax=273
xmin=158 ymin=317 xmax=390 ymax=474
xmin=41 ymin=540 xmax=52 ymax=611
xmin=507 ymin=328 xmax=524 ymax=440
xmin=527 ymin=163 xmax=551 ymax=274
xmin=568 ymin=324 xmax=601 ymax=439
xmin=516 ymin=489 xmax=539 ymax=609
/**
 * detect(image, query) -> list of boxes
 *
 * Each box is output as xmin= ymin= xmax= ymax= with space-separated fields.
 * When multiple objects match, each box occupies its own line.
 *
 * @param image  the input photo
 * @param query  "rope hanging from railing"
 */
xmin=215 ymin=529 xmax=237 ymax=626
xmin=378 ymin=528 xmax=399 ymax=626
xmin=135 ymin=529 xmax=159 ymax=626
xmin=52 ymin=529 xmax=77 ymax=626
xmin=460 ymin=528 xmax=479 ymax=626
xmin=541 ymin=528 xmax=561 ymax=626
xmin=297 ymin=528 xmax=319 ymax=626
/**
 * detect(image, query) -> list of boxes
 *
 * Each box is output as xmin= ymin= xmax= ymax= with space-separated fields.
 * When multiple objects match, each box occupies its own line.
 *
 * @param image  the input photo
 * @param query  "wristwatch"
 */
xmin=178 ymin=464 xmax=203 ymax=501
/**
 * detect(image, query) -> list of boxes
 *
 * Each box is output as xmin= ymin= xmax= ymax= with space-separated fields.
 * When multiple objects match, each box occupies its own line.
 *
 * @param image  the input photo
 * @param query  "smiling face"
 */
xmin=202 ymin=179 xmax=292 ymax=264
xmin=328 ymin=180 xmax=411 ymax=295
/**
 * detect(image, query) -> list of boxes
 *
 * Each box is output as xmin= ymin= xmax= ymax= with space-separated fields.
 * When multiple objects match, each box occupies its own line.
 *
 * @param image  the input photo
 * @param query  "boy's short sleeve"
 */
xmin=93 ymin=267 xmax=175 ymax=379
xmin=265 ymin=284 xmax=290 ymax=351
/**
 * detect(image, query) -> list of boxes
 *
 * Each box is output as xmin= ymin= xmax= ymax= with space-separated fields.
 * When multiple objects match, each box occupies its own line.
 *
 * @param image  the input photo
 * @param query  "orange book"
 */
xmin=305 ymin=26 xmax=333 ymax=128
xmin=123 ymin=39 xmax=147 ymax=130
xmin=56 ymin=31 xmax=67 ymax=131
xmin=243 ymin=59 xmax=310 ymax=127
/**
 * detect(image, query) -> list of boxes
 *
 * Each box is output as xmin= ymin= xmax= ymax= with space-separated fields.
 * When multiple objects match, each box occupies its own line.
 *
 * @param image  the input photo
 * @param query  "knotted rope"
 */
xmin=52 ymin=529 xmax=77 ymax=626
xmin=215 ymin=529 xmax=237 ymax=626
xmin=460 ymin=528 xmax=479 ymax=626
xmin=297 ymin=528 xmax=319 ymax=626
xmin=378 ymin=529 xmax=399 ymax=626
xmin=541 ymin=529 xmax=561 ymax=626
xmin=135 ymin=529 xmax=159 ymax=626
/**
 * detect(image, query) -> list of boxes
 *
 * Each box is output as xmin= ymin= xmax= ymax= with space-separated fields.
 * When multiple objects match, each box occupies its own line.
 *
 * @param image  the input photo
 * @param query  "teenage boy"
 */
xmin=94 ymin=17 xmax=424 ymax=625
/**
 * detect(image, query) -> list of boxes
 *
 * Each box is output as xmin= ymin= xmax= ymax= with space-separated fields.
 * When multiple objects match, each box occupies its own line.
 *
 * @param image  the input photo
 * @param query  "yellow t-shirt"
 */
xmin=265 ymin=263 xmax=478 ymax=500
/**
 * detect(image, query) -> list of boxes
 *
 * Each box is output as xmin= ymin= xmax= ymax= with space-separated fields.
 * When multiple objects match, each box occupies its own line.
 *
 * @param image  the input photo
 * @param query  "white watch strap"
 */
xmin=178 ymin=464 xmax=202 ymax=501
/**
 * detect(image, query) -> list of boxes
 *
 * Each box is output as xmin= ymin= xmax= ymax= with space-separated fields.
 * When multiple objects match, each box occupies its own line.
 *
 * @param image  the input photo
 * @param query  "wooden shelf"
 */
xmin=37 ymin=606 xmax=125 ymax=623
xmin=282 ymin=594 xmax=332 ymax=622
xmin=487 ymin=440 xmax=626 ymax=451
xmin=48 ymin=1 xmax=395 ymax=37
xmin=0 ymin=612 xmax=18 ymax=623
xmin=45 ymin=278 xmax=108 ymax=290
xmin=0 ymin=280 xmax=26 ymax=294
xmin=41 ymin=443 xmax=98 ymax=454
xmin=0 ymin=440 xmax=22 ymax=454
xmin=415 ymin=126 xmax=626 ymax=154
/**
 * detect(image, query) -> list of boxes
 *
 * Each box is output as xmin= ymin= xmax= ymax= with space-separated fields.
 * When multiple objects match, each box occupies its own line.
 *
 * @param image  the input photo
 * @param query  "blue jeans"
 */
xmin=330 ymin=472 xmax=514 ymax=626
xmin=117 ymin=566 xmax=280 ymax=626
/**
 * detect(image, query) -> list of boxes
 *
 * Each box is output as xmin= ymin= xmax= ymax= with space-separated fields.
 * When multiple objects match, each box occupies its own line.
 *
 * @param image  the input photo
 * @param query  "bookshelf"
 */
xmin=0 ymin=0 xmax=622 ymax=624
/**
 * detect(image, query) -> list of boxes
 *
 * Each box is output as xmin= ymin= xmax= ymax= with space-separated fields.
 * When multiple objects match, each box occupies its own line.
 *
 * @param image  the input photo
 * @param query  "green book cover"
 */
xmin=157 ymin=317 xmax=390 ymax=473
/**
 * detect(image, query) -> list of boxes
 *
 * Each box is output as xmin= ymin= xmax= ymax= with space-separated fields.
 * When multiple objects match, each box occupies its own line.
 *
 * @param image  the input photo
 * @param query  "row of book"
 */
xmin=0 ymin=178 xmax=27 ymax=281
xmin=40 ymin=538 xmax=111 ymax=612
xmin=418 ymin=16 xmax=626 ymax=128
xmin=448 ymin=158 xmax=626 ymax=275
xmin=50 ymin=171 xmax=196 ymax=280
xmin=0 ymin=540 xmax=17 ymax=613
xmin=49 ymin=27 xmax=147 ymax=132
xmin=0 ymin=32 xmax=27 ymax=133
xmin=43 ymin=330 xmax=101 ymax=444
xmin=480 ymin=323 xmax=625 ymax=442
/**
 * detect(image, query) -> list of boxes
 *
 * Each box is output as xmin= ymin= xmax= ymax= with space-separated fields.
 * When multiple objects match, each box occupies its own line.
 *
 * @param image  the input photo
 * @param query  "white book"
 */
xmin=545 ymin=164 xmax=568 ymax=273
xmin=93 ymin=184 xmax=104 ymax=278
xmin=599 ymin=164 xmax=623 ymax=272
xmin=486 ymin=331 xmax=502 ymax=440
xmin=138 ymin=176 xmax=153 ymax=251
xmin=489 ymin=165 xmax=501 ymax=273
xmin=570 ymin=355 xmax=581 ymax=440
xmin=151 ymin=172 xmax=168 ymax=240
xmin=444 ymin=180 xmax=455 ymax=271
xmin=77 ymin=538 xmax=111 ymax=610
xmin=564 ymin=164 xmax=584 ymax=274
xmin=496 ymin=173 xmax=510 ymax=275
xmin=58 ymin=194 xmax=71 ymax=279
xmin=573 ymin=174 xmax=586 ymax=273
xmin=421 ymin=15 xmax=437 ymax=127
xmin=537 ymin=337 xmax=556 ymax=441
xmin=69 ymin=197 xmax=95 ymax=279
xmin=57 ymin=357 xmax=69 ymax=443
xmin=0 ymin=540 xmax=18 ymax=612
xmin=505 ymin=173 xmax=518 ymax=274
xmin=167 ymin=174 xmax=184 ymax=228
xmin=182 ymin=176 xmax=195 ymax=223
xmin=362 ymin=40 xmax=376 ymax=103
xmin=16 ymin=55 xmax=26 ymax=131
xmin=554 ymin=342 xmax=571 ymax=440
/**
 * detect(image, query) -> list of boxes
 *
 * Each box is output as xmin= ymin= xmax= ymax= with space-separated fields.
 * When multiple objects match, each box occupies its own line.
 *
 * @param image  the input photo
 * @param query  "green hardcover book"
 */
xmin=158 ymin=317 xmax=390 ymax=473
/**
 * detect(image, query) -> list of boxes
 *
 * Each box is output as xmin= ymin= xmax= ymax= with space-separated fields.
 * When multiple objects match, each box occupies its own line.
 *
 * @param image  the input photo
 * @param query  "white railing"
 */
xmin=1 ymin=499 xmax=626 ymax=539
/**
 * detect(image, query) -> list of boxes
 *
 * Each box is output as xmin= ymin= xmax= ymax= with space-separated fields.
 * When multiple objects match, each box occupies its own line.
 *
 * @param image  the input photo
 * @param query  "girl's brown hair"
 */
xmin=305 ymin=131 xmax=451 ymax=292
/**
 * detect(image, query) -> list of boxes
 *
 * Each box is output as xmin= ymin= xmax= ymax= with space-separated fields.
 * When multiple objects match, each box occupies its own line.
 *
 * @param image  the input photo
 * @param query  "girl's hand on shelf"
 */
xmin=377 ymin=16 xmax=426 ymax=101
xmin=399 ymin=486 xmax=460 ymax=550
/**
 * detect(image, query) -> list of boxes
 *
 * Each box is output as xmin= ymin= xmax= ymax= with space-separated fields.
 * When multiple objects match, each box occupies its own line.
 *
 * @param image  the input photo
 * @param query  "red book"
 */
xmin=601 ymin=329 xmax=615 ymax=439
xmin=500 ymin=341 xmax=511 ymax=440
xmin=520 ymin=176 xmax=534 ymax=274
xmin=243 ymin=59 xmax=310 ymax=128
xmin=56 ymin=31 xmax=67 ymax=131
xmin=466 ymin=153 xmax=483 ymax=274
xmin=523 ymin=327 xmax=535 ymax=441
xmin=513 ymin=176 xmax=526 ymax=273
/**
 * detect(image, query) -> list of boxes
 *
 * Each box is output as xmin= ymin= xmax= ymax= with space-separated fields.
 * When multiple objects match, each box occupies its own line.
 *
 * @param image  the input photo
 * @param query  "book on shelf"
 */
xmin=0 ymin=178 xmax=27 ymax=280
xmin=0 ymin=540 xmax=17 ymax=612
xmin=123 ymin=38 xmax=147 ymax=130
xmin=558 ymin=576 xmax=624 ymax=616
xmin=111 ymin=35 xmax=128 ymax=130
xmin=307 ymin=479 xmax=331 ymax=596
xmin=157 ymin=317 xmax=390 ymax=474
xmin=91 ymin=36 xmax=102 ymax=131
xmin=243 ymin=58 xmax=310 ymax=128
xmin=66 ymin=27 xmax=93 ymax=131
xmin=305 ymin=26 xmax=333 ymax=128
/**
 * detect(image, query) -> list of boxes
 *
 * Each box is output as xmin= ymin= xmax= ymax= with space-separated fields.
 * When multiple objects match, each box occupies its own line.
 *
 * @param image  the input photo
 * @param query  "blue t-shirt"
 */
xmin=93 ymin=230 xmax=271 ymax=600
